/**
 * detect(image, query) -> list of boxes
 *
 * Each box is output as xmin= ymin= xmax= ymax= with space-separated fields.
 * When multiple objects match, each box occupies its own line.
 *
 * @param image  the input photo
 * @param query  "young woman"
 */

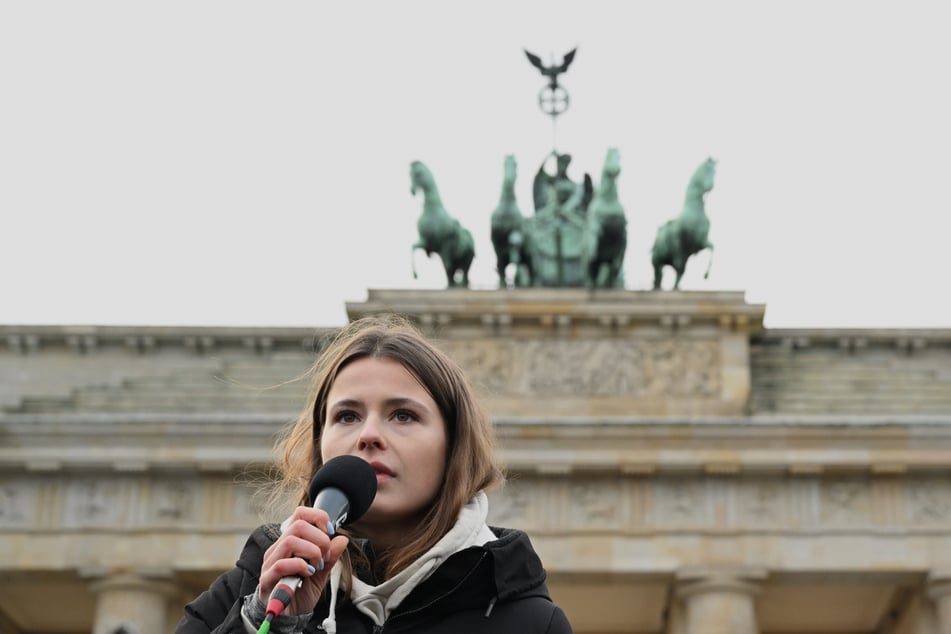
xmin=177 ymin=315 xmax=573 ymax=633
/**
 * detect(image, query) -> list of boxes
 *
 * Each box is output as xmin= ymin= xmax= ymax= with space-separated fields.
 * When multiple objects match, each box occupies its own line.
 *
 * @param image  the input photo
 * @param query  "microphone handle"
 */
xmin=266 ymin=576 xmax=302 ymax=617
xmin=265 ymin=487 xmax=350 ymax=617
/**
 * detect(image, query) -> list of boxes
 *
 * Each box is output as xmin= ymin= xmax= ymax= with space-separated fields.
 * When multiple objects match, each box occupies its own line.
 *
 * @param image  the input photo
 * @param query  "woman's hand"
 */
xmin=258 ymin=506 xmax=350 ymax=615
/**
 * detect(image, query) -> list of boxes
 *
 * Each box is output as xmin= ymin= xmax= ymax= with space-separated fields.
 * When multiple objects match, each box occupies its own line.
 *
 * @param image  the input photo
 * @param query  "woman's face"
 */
xmin=320 ymin=356 xmax=448 ymax=542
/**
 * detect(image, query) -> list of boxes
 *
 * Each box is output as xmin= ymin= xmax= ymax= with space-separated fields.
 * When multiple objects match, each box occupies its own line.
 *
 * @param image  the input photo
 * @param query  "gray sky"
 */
xmin=2 ymin=1 xmax=949 ymax=329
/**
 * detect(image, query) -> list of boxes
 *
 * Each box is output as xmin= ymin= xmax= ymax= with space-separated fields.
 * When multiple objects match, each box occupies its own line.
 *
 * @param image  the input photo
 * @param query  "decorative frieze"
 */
xmin=441 ymin=338 xmax=721 ymax=398
xmin=7 ymin=468 xmax=951 ymax=539
xmin=0 ymin=481 xmax=30 ymax=527
xmin=0 ymin=474 xmax=270 ymax=531
xmin=819 ymin=476 xmax=872 ymax=527
xmin=909 ymin=475 xmax=951 ymax=524
xmin=489 ymin=473 xmax=951 ymax=535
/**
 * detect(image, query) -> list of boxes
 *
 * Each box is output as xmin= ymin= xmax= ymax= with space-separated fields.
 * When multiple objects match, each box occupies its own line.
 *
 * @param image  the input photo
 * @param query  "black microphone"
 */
xmin=266 ymin=455 xmax=378 ymax=620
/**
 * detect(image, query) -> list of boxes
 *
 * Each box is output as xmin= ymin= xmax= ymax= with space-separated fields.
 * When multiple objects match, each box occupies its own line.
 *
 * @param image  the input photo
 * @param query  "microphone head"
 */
xmin=307 ymin=455 xmax=378 ymax=525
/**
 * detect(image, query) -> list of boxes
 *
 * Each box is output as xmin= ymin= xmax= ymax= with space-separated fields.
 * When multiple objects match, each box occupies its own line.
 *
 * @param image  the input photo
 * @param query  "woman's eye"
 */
xmin=394 ymin=410 xmax=416 ymax=423
xmin=335 ymin=412 xmax=358 ymax=424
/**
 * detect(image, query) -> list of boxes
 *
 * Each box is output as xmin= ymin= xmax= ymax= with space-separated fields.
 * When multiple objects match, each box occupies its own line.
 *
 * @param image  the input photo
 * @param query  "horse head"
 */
xmin=601 ymin=147 xmax=621 ymax=180
xmin=592 ymin=147 xmax=622 ymax=209
xmin=503 ymin=154 xmax=517 ymax=186
xmin=687 ymin=157 xmax=717 ymax=196
xmin=409 ymin=160 xmax=434 ymax=197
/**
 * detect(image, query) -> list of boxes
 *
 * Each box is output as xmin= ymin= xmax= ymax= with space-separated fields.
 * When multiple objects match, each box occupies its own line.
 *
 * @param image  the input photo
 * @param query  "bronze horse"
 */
xmin=651 ymin=157 xmax=716 ymax=290
xmin=490 ymin=155 xmax=533 ymax=288
xmin=409 ymin=161 xmax=475 ymax=288
xmin=582 ymin=147 xmax=627 ymax=288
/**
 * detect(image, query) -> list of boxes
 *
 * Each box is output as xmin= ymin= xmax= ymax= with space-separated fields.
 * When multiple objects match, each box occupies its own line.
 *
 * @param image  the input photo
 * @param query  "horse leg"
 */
xmin=496 ymin=256 xmax=507 ymax=288
xmin=517 ymin=244 xmax=534 ymax=287
xmin=651 ymin=253 xmax=666 ymax=290
xmin=461 ymin=244 xmax=474 ymax=289
xmin=673 ymin=262 xmax=686 ymax=290
xmin=411 ymin=241 xmax=426 ymax=280
xmin=492 ymin=235 xmax=509 ymax=288
xmin=437 ymin=250 xmax=456 ymax=288
xmin=608 ymin=258 xmax=622 ymax=288
xmin=703 ymin=241 xmax=714 ymax=279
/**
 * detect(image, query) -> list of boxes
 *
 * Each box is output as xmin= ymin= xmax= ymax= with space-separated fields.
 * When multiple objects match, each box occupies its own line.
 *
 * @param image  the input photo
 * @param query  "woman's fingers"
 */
xmin=326 ymin=534 xmax=349 ymax=567
xmin=259 ymin=507 xmax=338 ymax=596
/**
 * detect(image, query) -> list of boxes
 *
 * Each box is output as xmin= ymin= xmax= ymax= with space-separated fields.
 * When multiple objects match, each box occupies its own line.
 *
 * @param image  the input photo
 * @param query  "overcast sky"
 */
xmin=2 ymin=1 xmax=949 ymax=330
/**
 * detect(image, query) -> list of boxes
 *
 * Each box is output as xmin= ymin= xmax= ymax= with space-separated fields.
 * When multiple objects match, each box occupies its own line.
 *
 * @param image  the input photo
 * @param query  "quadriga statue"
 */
xmin=409 ymin=160 xmax=475 ymax=288
xmin=650 ymin=157 xmax=717 ymax=290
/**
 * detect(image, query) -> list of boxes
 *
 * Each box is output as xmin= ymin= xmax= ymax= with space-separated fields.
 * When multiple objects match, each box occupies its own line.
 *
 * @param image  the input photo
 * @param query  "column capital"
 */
xmin=85 ymin=570 xmax=179 ymax=634
xmin=675 ymin=566 xmax=769 ymax=600
xmin=85 ymin=570 xmax=179 ymax=598
xmin=926 ymin=569 xmax=951 ymax=601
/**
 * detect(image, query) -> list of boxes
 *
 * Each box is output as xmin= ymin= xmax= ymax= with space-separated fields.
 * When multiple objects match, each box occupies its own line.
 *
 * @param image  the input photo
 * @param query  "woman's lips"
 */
xmin=370 ymin=462 xmax=394 ymax=482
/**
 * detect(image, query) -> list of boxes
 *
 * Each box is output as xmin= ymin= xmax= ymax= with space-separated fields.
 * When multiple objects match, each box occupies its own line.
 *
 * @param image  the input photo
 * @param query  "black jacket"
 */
xmin=177 ymin=523 xmax=573 ymax=634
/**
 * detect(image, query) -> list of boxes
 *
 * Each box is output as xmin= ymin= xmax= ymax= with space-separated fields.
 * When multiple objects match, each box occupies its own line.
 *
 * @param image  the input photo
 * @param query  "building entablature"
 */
xmin=5 ymin=412 xmax=951 ymax=476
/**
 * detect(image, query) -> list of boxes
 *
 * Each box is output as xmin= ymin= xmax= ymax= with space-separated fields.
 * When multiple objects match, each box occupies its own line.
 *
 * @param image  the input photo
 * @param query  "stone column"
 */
xmin=665 ymin=596 xmax=687 ymax=634
xmin=88 ymin=573 xmax=177 ymax=634
xmin=675 ymin=567 xmax=767 ymax=634
xmin=927 ymin=570 xmax=951 ymax=634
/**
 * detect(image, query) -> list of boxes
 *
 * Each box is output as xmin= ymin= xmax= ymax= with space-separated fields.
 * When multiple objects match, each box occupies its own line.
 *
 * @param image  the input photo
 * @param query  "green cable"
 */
xmin=256 ymin=615 xmax=273 ymax=634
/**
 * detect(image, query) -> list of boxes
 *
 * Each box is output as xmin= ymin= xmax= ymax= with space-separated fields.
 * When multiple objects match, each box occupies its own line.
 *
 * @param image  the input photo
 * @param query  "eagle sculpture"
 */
xmin=524 ymin=47 xmax=577 ymax=88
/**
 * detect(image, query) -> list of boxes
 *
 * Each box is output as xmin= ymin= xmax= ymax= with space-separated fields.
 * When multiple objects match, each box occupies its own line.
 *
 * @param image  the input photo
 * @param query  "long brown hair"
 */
xmin=273 ymin=314 xmax=504 ymax=578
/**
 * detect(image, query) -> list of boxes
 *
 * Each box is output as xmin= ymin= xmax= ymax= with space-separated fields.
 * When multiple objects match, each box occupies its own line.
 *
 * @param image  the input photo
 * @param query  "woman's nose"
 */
xmin=357 ymin=415 xmax=385 ymax=450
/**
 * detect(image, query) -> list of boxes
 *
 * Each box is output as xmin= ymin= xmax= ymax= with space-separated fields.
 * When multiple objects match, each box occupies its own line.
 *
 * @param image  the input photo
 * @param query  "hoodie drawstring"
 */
xmin=321 ymin=564 xmax=343 ymax=634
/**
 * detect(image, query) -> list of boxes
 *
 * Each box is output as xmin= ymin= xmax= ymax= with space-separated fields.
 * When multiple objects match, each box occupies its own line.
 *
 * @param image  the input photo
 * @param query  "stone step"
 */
xmin=754 ymin=384 xmax=951 ymax=396
xmin=751 ymin=398 xmax=951 ymax=411
xmin=73 ymin=391 xmax=297 ymax=408
xmin=752 ymin=360 xmax=945 ymax=373
xmin=116 ymin=377 xmax=308 ymax=395
xmin=750 ymin=401 xmax=951 ymax=415
xmin=14 ymin=396 xmax=76 ymax=413
xmin=751 ymin=377 xmax=951 ymax=396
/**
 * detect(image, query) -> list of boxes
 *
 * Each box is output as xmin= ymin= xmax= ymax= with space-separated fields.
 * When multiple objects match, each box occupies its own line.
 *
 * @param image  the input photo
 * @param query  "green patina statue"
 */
xmin=531 ymin=151 xmax=593 ymax=218
xmin=409 ymin=160 xmax=475 ymax=288
xmin=650 ymin=157 xmax=717 ymax=290
xmin=490 ymin=155 xmax=533 ymax=288
xmin=581 ymin=147 xmax=626 ymax=288
xmin=523 ymin=152 xmax=594 ymax=286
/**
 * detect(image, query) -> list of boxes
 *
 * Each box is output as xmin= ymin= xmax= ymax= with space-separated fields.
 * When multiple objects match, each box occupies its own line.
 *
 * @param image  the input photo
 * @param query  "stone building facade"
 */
xmin=2 ymin=289 xmax=951 ymax=634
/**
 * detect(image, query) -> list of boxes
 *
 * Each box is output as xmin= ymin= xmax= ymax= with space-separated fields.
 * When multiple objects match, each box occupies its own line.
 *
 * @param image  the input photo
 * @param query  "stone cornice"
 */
xmin=5 ymin=320 xmax=950 ymax=354
xmin=347 ymin=288 xmax=767 ymax=334
xmin=5 ymin=413 xmax=951 ymax=474
xmin=754 ymin=327 xmax=951 ymax=349
xmin=0 ymin=324 xmax=338 ymax=354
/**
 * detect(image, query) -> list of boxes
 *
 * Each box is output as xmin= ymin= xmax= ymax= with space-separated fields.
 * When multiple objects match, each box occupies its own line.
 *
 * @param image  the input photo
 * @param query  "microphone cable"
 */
xmin=255 ymin=613 xmax=273 ymax=634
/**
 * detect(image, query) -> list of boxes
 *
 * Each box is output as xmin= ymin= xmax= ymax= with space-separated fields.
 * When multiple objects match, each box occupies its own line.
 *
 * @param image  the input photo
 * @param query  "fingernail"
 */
xmin=318 ymin=558 xmax=325 ymax=571
xmin=326 ymin=522 xmax=335 ymax=536
xmin=307 ymin=564 xmax=316 ymax=575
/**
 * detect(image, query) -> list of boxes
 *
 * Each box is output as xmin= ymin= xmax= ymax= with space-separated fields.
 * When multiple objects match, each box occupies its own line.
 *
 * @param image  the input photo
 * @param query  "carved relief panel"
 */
xmin=442 ymin=338 xmax=721 ymax=398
